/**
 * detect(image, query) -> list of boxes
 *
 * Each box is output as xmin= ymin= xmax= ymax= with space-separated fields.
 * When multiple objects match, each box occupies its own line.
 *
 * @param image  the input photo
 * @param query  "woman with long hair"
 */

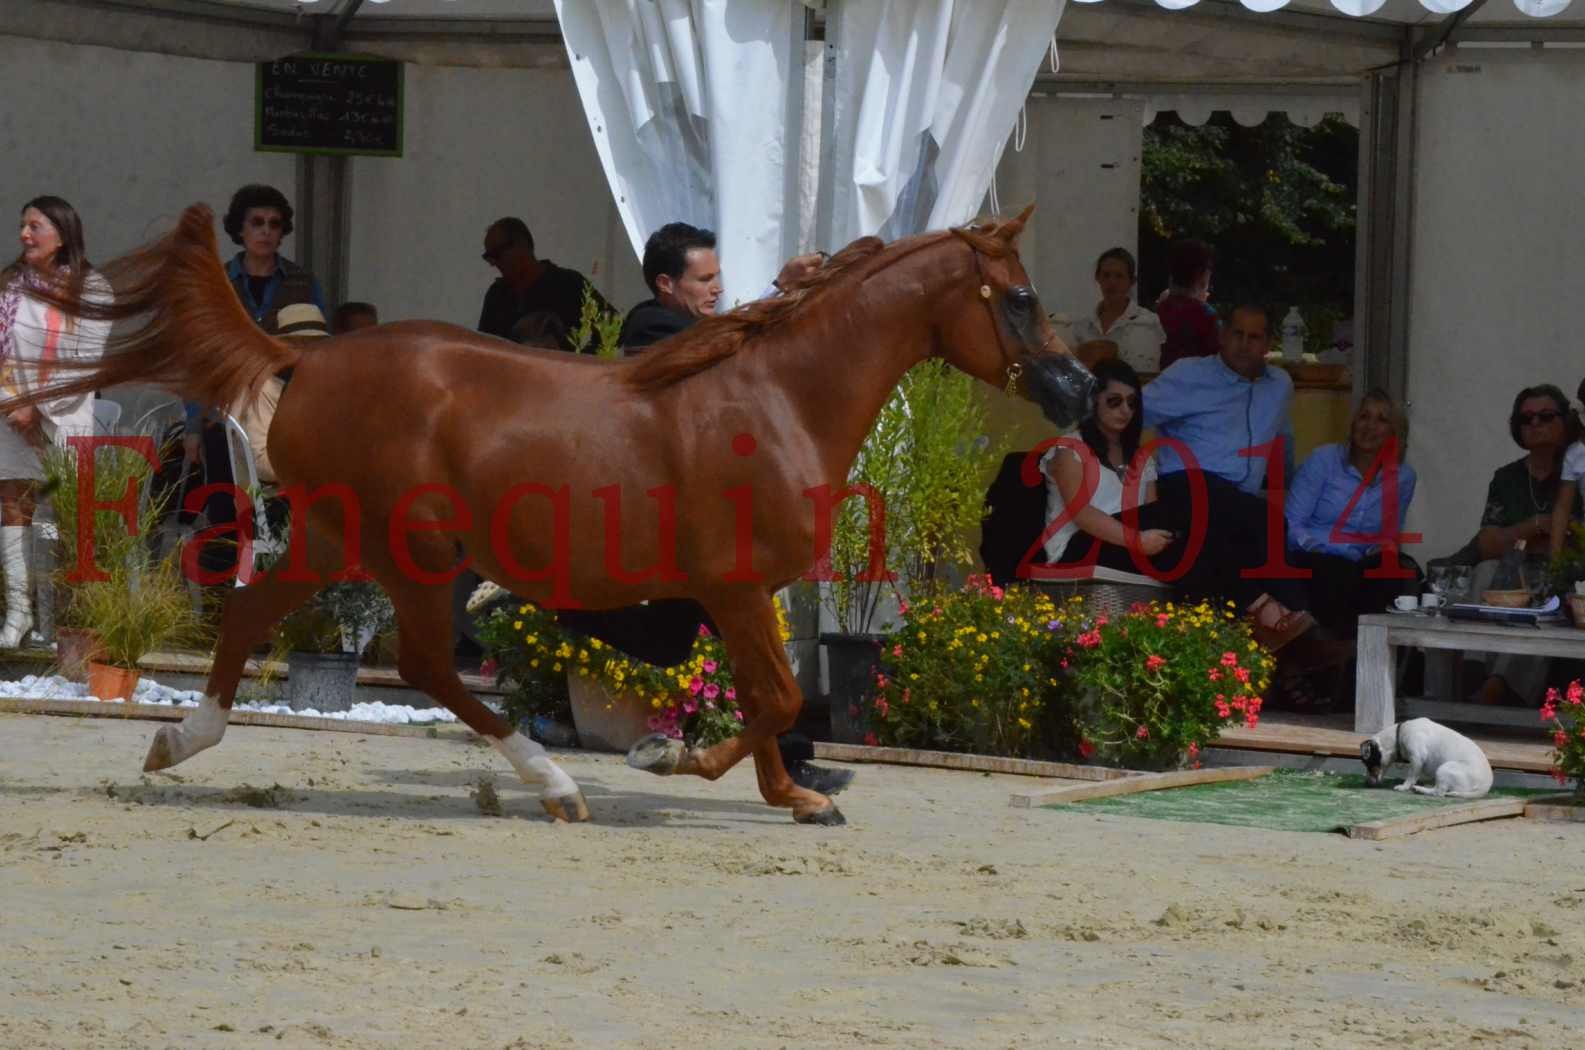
xmin=1040 ymin=358 xmax=1176 ymax=570
xmin=0 ymin=195 xmax=109 ymax=647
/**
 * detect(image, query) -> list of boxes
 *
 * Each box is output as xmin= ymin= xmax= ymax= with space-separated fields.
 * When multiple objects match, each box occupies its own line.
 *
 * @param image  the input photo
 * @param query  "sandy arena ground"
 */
xmin=2 ymin=710 xmax=1583 ymax=1050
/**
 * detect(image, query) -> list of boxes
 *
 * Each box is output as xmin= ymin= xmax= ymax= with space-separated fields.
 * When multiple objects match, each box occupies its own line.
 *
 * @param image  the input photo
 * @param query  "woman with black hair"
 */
xmin=1040 ymin=358 xmax=1176 ymax=570
xmin=0 ymin=195 xmax=109 ymax=647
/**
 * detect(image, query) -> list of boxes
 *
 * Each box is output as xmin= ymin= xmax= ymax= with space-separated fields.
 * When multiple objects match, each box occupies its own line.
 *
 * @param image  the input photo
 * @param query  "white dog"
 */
xmin=1359 ymin=718 xmax=1494 ymax=799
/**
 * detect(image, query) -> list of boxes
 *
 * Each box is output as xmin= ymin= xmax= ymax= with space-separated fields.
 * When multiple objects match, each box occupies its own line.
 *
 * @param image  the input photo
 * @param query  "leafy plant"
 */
xmin=476 ymin=603 xmax=570 ymax=726
xmin=1067 ymin=598 xmax=1275 ymax=770
xmin=1541 ymin=679 xmax=1585 ymax=794
xmin=273 ymin=581 xmax=394 ymax=656
xmin=867 ymin=576 xmax=1074 ymax=758
xmin=68 ymin=553 xmax=206 ymax=668
xmin=1549 ymin=522 xmax=1585 ymax=598
xmin=822 ymin=362 xmax=1005 ymax=635
xmin=569 ymin=280 xmax=623 ymax=358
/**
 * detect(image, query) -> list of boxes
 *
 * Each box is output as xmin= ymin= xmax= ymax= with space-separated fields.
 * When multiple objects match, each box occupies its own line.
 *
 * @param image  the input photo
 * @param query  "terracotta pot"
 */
xmin=55 ymin=628 xmax=105 ymax=684
xmin=566 ymin=674 xmax=654 ymax=752
xmin=86 ymin=661 xmax=141 ymax=702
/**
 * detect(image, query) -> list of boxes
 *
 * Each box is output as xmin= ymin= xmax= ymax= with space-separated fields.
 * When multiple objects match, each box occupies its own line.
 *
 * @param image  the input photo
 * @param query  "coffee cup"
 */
xmin=1393 ymin=596 xmax=1418 ymax=612
xmin=1420 ymin=593 xmax=1444 ymax=610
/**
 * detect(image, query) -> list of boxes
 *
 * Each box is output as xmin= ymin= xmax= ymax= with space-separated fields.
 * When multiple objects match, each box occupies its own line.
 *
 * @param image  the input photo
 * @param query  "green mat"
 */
xmin=1069 ymin=771 xmax=1553 ymax=834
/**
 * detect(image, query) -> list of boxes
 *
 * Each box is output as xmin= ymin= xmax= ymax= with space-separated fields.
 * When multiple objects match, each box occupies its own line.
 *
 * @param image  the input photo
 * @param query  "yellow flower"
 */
xmin=513 ymin=621 xmax=523 ymax=630
xmin=553 ymin=662 xmax=563 ymax=672
xmin=1017 ymin=717 xmax=1032 ymax=730
xmin=530 ymin=659 xmax=540 ymax=669
xmin=518 ymin=604 xmax=529 ymax=614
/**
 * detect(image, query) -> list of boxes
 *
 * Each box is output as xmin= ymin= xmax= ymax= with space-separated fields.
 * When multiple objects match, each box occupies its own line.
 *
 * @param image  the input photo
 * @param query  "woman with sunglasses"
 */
xmin=1040 ymin=359 xmax=1176 ymax=570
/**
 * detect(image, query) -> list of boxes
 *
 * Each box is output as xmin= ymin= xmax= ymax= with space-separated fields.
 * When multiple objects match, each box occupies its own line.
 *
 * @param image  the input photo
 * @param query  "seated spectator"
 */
xmin=620 ymin=222 xmax=722 ymax=353
xmin=1155 ymin=239 xmax=1219 ymax=370
xmin=1548 ymin=375 xmax=1585 ymax=559
xmin=1052 ymin=248 xmax=1166 ymax=375
xmin=1286 ymin=389 xmax=1420 ymax=638
xmin=333 ymin=301 xmax=379 ymax=333
xmin=477 ymin=217 xmax=606 ymax=351
xmin=1040 ymin=359 xmax=1178 ymax=572
xmin=1142 ymin=304 xmax=1342 ymax=670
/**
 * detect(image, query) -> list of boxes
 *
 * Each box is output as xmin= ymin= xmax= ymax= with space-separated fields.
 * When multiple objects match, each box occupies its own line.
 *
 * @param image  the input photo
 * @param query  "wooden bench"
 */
xmin=1354 ymin=613 xmax=1584 ymax=734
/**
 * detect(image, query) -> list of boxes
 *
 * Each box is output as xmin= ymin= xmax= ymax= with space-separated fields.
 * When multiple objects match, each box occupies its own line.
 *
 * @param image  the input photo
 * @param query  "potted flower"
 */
xmin=867 ymin=575 xmax=1073 ymax=757
xmin=273 ymin=581 xmax=393 ymax=713
xmin=69 ymin=553 xmax=204 ymax=701
xmin=1541 ymin=679 xmax=1585 ymax=796
xmin=820 ymin=361 xmax=1005 ymax=741
xmin=475 ymin=599 xmax=575 ymax=745
xmin=1065 ymin=598 xmax=1276 ymax=770
xmin=1547 ymin=523 xmax=1585 ymax=627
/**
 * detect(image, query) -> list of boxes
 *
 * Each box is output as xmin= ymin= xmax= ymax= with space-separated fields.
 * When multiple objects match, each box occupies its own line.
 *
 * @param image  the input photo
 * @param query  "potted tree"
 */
xmin=820 ymin=362 xmax=1004 ymax=742
xmin=274 ymin=581 xmax=394 ymax=713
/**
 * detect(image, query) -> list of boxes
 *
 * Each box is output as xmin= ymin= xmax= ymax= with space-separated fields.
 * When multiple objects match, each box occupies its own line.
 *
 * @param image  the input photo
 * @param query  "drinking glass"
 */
xmin=1427 ymin=565 xmax=1451 ymax=617
xmin=1447 ymin=565 xmax=1472 ymax=606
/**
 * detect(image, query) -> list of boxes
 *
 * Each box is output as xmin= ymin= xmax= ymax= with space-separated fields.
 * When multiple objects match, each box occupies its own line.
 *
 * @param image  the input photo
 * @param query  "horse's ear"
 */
xmin=998 ymin=203 xmax=1037 ymax=244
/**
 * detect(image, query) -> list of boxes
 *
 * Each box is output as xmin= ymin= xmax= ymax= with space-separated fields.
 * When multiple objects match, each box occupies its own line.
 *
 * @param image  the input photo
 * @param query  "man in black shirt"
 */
xmin=478 ymin=217 xmax=607 ymax=352
xmin=618 ymin=222 xmax=722 ymax=353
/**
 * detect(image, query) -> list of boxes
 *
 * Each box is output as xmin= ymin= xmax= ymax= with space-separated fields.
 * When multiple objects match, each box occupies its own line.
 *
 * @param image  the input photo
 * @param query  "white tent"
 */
xmin=6 ymin=0 xmax=1584 ymax=557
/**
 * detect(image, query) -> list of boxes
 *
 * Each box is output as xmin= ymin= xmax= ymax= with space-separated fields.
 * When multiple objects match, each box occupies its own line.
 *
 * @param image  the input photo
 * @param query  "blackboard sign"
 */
xmin=256 ymin=53 xmax=403 ymax=157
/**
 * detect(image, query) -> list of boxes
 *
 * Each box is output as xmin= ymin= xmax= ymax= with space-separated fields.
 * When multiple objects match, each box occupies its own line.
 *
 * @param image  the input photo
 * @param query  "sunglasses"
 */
xmin=246 ymin=216 xmax=284 ymax=231
xmin=1518 ymin=410 xmax=1563 ymax=426
xmin=1102 ymin=393 xmax=1140 ymax=411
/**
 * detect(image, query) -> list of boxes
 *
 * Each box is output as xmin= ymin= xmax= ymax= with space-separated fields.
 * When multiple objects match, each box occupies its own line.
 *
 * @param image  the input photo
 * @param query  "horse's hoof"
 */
xmin=794 ymin=803 xmax=847 ymax=827
xmin=143 ymin=727 xmax=178 ymax=772
xmin=541 ymin=791 xmax=591 ymax=823
xmin=626 ymin=733 xmax=685 ymax=776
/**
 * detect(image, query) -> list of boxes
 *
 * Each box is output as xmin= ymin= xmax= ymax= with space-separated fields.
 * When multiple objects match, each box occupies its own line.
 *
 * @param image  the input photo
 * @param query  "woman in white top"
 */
xmin=1548 ymin=377 xmax=1585 ymax=558
xmin=1040 ymin=358 xmax=1176 ymax=570
xmin=1056 ymin=248 xmax=1166 ymax=375
xmin=0 ymin=196 xmax=110 ymax=647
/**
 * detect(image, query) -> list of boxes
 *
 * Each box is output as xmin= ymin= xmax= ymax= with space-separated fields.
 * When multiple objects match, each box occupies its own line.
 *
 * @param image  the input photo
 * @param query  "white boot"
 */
xmin=0 ymin=525 xmax=33 ymax=649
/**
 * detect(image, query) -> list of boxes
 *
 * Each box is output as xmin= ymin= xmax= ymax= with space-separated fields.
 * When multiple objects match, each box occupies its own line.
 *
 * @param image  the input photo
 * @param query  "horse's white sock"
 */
xmin=167 ymin=694 xmax=229 ymax=762
xmin=492 ymin=731 xmax=579 ymax=800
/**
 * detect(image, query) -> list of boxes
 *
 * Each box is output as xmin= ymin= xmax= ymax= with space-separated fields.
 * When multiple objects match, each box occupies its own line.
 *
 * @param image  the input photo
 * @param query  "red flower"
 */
xmin=1155 ymin=613 xmax=1171 ymax=628
xmin=892 ymin=644 xmax=904 ymax=658
xmin=1220 ymin=651 xmax=1239 ymax=667
xmin=1187 ymin=742 xmax=1200 ymax=757
xmin=1245 ymin=713 xmax=1260 ymax=728
xmin=864 ymin=731 xmax=878 ymax=747
xmin=1076 ymin=630 xmax=1102 ymax=649
xmin=1569 ymin=680 xmax=1584 ymax=705
xmin=1215 ymin=700 xmax=1231 ymax=719
xmin=1145 ymin=654 xmax=1167 ymax=673
xmin=1553 ymin=768 xmax=1568 ymax=785
xmin=1135 ymin=724 xmax=1150 ymax=740
xmin=1233 ymin=667 xmax=1251 ymax=684
xmin=1554 ymin=730 xmax=1569 ymax=749
xmin=1078 ymin=739 xmax=1095 ymax=758
xmin=1207 ymin=668 xmax=1222 ymax=682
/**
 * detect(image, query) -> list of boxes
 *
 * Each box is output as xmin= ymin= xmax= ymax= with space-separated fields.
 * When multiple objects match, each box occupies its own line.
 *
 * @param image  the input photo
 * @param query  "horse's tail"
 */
xmin=0 ymin=203 xmax=301 ymax=418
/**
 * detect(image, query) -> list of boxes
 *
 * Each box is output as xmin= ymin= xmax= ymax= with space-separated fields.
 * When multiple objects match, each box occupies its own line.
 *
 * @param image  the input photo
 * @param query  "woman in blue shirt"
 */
xmin=1286 ymin=388 xmax=1419 ymax=637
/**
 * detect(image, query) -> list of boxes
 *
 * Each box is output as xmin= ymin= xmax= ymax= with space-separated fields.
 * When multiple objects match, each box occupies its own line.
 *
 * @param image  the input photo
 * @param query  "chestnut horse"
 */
xmin=12 ymin=203 xmax=1091 ymax=825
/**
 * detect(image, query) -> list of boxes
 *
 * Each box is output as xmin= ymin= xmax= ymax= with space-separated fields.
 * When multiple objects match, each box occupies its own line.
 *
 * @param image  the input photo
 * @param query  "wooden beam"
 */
xmin=1401 ymin=698 xmax=1552 ymax=734
xmin=814 ymin=742 xmax=1133 ymax=782
xmin=1524 ymin=794 xmax=1585 ymax=824
xmin=1008 ymin=765 xmax=1275 ymax=808
xmin=0 ymin=697 xmax=471 ymax=741
xmin=1345 ymin=797 xmax=1526 ymax=840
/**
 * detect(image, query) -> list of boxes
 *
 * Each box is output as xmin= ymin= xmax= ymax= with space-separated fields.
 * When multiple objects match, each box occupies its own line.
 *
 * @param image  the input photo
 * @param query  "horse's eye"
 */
xmin=1007 ymin=286 xmax=1037 ymax=313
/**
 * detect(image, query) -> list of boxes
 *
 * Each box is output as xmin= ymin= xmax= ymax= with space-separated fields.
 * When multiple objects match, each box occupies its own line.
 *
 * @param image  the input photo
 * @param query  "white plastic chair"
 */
xmin=91 ymin=398 xmax=122 ymax=435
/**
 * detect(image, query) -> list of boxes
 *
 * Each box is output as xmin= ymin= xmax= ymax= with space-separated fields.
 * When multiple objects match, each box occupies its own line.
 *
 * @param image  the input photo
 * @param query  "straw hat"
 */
xmin=275 ymin=302 xmax=330 ymax=338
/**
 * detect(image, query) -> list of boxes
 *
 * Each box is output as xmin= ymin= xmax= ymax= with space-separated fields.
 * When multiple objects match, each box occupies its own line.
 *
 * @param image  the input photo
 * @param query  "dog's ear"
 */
xmin=1359 ymin=740 xmax=1380 ymax=766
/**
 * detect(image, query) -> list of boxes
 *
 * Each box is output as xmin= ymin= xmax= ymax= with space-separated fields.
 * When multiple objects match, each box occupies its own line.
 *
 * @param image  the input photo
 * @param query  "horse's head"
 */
xmin=940 ymin=205 xmax=1094 ymax=430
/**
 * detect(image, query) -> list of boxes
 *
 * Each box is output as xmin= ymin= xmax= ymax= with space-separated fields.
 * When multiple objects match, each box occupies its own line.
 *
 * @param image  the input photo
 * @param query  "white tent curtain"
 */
xmin=822 ymin=0 xmax=1069 ymax=249
xmin=553 ymin=0 xmax=799 ymax=307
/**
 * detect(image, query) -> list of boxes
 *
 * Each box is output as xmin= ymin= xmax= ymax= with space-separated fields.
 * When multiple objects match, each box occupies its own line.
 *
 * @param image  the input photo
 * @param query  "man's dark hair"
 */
xmin=333 ymin=301 xmax=379 ymax=329
xmin=1228 ymin=303 xmax=1270 ymax=331
xmin=1077 ymin=358 xmax=1145 ymax=469
xmin=1167 ymin=239 xmax=1212 ymax=289
xmin=223 ymin=184 xmax=294 ymax=246
xmin=642 ymin=222 xmax=716 ymax=296
xmin=488 ymin=217 xmax=535 ymax=258
xmin=1509 ymin=383 xmax=1573 ymax=448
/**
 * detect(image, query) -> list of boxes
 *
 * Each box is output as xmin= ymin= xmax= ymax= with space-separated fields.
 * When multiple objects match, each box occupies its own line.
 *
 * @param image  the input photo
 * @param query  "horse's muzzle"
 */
xmin=1023 ymin=352 xmax=1097 ymax=431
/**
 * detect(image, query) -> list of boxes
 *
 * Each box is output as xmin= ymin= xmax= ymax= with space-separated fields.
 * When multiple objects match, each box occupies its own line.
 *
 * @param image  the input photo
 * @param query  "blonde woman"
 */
xmin=1285 ymin=388 xmax=1419 ymax=637
xmin=0 ymin=196 xmax=109 ymax=647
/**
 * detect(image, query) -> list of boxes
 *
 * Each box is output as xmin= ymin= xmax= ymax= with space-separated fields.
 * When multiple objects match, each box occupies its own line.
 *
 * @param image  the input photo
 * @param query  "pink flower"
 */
xmin=1542 ymin=703 xmax=1558 ymax=723
xmin=1144 ymin=654 xmax=1166 ymax=673
xmin=1135 ymin=725 xmax=1150 ymax=739
xmin=703 ymin=683 xmax=720 ymax=700
xmin=688 ymin=677 xmax=704 ymax=696
xmin=1059 ymin=658 xmax=1069 ymax=669
xmin=478 ymin=658 xmax=499 ymax=680
xmin=1569 ymin=680 xmax=1584 ymax=705
xmin=1187 ymin=742 xmax=1199 ymax=757
xmin=875 ymin=674 xmax=889 ymax=689
xmin=1207 ymin=668 xmax=1222 ymax=682
xmin=898 ymin=600 xmax=910 ymax=615
xmin=682 ymin=699 xmax=699 ymax=715
xmin=1095 ymin=615 xmax=1110 ymax=627
xmin=1220 ymin=651 xmax=1239 ymax=667
xmin=1233 ymin=667 xmax=1251 ymax=684
xmin=902 ymin=688 xmax=911 ymax=704
xmin=702 ymin=660 xmax=718 ymax=674
xmin=1245 ymin=713 xmax=1260 ymax=728
xmin=1215 ymin=700 xmax=1231 ymax=719
xmin=1076 ymin=630 xmax=1102 ymax=649
xmin=724 ymin=688 xmax=736 ymax=702
xmin=1554 ymin=730 xmax=1570 ymax=749
xmin=864 ymin=731 xmax=879 ymax=747
xmin=733 ymin=709 xmax=744 ymax=722
xmin=1155 ymin=613 xmax=1171 ymax=628
xmin=990 ymin=586 xmax=1005 ymax=601
xmin=874 ymin=697 xmax=890 ymax=718
xmin=698 ymin=623 xmax=712 ymax=637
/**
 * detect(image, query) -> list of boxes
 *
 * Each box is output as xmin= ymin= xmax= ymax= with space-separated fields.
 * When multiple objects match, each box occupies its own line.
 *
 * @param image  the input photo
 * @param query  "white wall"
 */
xmin=1407 ymin=50 xmax=1585 ymax=559
xmin=347 ymin=63 xmax=645 ymax=328
xmin=989 ymin=95 xmax=1146 ymax=322
xmin=0 ymin=35 xmax=296 ymax=262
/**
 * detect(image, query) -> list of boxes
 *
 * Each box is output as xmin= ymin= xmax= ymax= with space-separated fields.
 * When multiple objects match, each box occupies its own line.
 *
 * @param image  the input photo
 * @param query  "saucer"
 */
xmin=1384 ymin=605 xmax=1430 ymax=616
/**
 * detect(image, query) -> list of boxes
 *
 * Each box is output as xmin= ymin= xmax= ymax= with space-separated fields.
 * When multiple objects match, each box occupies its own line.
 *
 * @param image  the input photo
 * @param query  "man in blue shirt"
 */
xmin=1144 ymin=305 xmax=1323 ymax=657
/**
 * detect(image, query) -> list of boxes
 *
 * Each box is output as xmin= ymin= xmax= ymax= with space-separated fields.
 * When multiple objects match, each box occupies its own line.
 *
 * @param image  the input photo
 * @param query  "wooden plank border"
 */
xmin=1008 ymin=765 xmax=1275 ymax=808
xmin=0 ymin=696 xmax=469 ymax=741
xmin=813 ymin=741 xmax=1136 ymax=782
xmin=1344 ymin=797 xmax=1526 ymax=840
xmin=1523 ymin=793 xmax=1585 ymax=823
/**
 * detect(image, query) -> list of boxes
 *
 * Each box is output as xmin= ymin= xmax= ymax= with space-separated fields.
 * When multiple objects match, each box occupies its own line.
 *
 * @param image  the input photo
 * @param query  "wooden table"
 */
xmin=1355 ymin=613 xmax=1585 ymax=734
